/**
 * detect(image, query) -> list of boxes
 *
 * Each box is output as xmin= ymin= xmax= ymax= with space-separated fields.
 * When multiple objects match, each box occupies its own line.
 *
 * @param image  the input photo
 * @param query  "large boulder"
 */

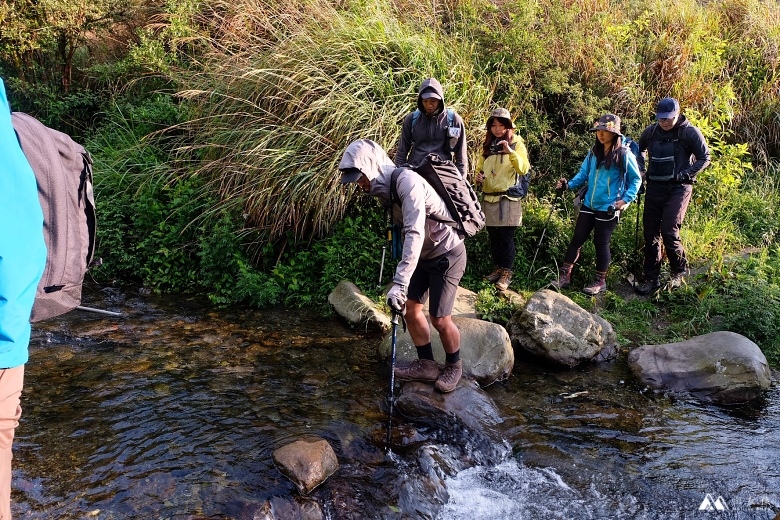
xmin=328 ymin=280 xmax=390 ymax=332
xmin=379 ymin=316 xmax=514 ymax=387
xmin=272 ymin=438 xmax=339 ymax=495
xmin=506 ymin=289 xmax=617 ymax=367
xmin=628 ymin=331 xmax=772 ymax=405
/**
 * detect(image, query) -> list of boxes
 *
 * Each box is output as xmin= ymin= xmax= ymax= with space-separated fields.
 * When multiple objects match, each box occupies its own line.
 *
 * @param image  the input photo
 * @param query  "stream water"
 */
xmin=14 ymin=286 xmax=780 ymax=519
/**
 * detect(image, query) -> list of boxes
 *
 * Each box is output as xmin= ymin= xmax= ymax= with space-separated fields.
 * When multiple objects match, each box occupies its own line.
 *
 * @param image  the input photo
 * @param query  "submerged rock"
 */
xmin=272 ymin=437 xmax=339 ymax=495
xmin=396 ymin=379 xmax=511 ymax=466
xmin=507 ymin=289 xmax=617 ymax=367
xmin=628 ymin=331 xmax=772 ymax=405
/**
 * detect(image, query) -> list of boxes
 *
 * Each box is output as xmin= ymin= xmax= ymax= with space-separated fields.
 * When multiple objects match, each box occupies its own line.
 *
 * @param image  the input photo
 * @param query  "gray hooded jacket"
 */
xmin=394 ymin=78 xmax=468 ymax=178
xmin=339 ymin=140 xmax=464 ymax=289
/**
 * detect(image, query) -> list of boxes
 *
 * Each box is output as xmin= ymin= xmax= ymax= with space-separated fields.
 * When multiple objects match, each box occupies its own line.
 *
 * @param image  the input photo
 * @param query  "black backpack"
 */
xmin=11 ymin=112 xmax=97 ymax=322
xmin=391 ymin=153 xmax=485 ymax=238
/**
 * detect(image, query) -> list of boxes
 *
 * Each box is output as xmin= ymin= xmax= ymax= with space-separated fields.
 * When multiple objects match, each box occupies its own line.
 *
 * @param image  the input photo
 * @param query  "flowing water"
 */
xmin=14 ymin=286 xmax=780 ymax=519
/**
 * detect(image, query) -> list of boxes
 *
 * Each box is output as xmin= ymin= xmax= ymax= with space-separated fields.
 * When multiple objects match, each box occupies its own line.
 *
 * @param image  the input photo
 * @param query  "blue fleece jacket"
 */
xmin=0 ymin=78 xmax=47 ymax=368
xmin=567 ymin=145 xmax=642 ymax=212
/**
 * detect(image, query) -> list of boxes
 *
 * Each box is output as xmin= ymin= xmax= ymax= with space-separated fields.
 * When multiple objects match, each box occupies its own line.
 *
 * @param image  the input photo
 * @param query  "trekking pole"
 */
xmin=377 ymin=243 xmax=387 ymax=289
xmin=634 ymin=192 xmax=642 ymax=253
xmin=385 ymin=310 xmax=400 ymax=452
xmin=378 ymin=211 xmax=392 ymax=289
xmin=75 ymin=305 xmax=123 ymax=317
xmin=528 ymin=187 xmax=563 ymax=278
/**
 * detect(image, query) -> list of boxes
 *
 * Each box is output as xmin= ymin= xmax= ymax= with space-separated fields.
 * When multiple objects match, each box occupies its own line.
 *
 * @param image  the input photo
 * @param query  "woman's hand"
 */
xmin=614 ymin=199 xmax=627 ymax=210
xmin=475 ymin=171 xmax=485 ymax=184
xmin=555 ymin=178 xmax=568 ymax=191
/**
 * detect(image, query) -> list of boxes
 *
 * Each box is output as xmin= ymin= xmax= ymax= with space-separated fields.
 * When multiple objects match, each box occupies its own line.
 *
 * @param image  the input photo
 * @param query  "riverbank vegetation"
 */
xmin=2 ymin=0 xmax=779 ymax=364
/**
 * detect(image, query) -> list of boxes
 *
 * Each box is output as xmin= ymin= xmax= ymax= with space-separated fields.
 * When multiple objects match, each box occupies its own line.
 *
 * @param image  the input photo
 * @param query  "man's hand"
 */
xmin=387 ymin=284 xmax=407 ymax=314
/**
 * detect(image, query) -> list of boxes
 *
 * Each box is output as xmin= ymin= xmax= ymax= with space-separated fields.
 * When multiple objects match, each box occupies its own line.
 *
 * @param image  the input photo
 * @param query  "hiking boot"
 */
xmin=495 ymin=268 xmax=513 ymax=291
xmin=435 ymin=360 xmax=463 ymax=393
xmin=484 ymin=267 xmax=503 ymax=283
xmin=394 ymin=358 xmax=440 ymax=382
xmin=551 ymin=262 xmax=574 ymax=290
xmin=635 ymin=278 xmax=660 ymax=295
xmin=668 ymin=272 xmax=685 ymax=290
xmin=582 ymin=271 xmax=607 ymax=296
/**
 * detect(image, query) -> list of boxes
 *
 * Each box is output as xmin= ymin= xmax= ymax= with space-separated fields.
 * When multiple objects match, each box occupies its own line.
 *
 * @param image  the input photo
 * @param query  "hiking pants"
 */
xmin=564 ymin=206 xmax=619 ymax=272
xmin=642 ymin=182 xmax=693 ymax=280
xmin=487 ymin=226 xmax=517 ymax=271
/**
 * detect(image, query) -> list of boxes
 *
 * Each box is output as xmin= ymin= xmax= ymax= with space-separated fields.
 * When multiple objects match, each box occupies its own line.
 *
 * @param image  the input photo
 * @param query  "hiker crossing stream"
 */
xmin=15 ymin=287 xmax=780 ymax=518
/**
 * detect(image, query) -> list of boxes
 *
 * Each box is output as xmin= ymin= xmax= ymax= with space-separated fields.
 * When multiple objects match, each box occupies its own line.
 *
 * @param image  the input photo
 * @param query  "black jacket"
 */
xmin=638 ymin=115 xmax=711 ymax=183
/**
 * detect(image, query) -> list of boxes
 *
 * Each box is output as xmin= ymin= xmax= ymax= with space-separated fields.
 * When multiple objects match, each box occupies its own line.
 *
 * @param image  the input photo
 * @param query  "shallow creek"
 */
xmin=14 ymin=287 xmax=780 ymax=519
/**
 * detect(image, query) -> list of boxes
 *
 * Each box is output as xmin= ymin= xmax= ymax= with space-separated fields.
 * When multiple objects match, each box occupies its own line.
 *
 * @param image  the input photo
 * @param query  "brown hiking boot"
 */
xmin=435 ymin=360 xmax=463 ymax=393
xmin=484 ymin=267 xmax=502 ymax=283
xmin=551 ymin=262 xmax=573 ymax=290
xmin=394 ymin=358 xmax=440 ymax=381
xmin=495 ymin=268 xmax=513 ymax=291
xmin=582 ymin=271 xmax=607 ymax=295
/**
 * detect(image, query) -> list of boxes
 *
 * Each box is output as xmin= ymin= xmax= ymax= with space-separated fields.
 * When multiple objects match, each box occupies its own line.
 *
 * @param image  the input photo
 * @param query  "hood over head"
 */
xmin=338 ymin=139 xmax=394 ymax=183
xmin=416 ymin=78 xmax=445 ymax=114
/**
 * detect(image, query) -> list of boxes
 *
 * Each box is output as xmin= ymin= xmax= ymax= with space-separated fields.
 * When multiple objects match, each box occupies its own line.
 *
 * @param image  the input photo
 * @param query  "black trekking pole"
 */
xmin=528 ymin=187 xmax=563 ymax=278
xmin=385 ymin=310 xmax=400 ymax=451
xmin=634 ymin=192 xmax=642 ymax=253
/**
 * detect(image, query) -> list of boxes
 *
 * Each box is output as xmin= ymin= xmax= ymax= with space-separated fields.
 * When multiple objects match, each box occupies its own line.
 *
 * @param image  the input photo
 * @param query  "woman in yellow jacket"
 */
xmin=474 ymin=108 xmax=531 ymax=290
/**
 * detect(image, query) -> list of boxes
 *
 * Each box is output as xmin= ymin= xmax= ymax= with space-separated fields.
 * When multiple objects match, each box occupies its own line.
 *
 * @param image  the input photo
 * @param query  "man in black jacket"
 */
xmin=635 ymin=97 xmax=711 ymax=295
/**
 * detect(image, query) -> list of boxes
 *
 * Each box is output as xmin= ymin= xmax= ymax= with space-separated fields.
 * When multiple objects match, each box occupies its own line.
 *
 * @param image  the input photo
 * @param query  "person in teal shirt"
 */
xmin=0 ymin=77 xmax=47 ymax=518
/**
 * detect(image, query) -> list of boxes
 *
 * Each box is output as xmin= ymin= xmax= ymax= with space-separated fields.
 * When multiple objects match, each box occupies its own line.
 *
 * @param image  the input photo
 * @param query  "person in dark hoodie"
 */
xmin=0 ymin=77 xmax=47 ymax=519
xmin=635 ymin=97 xmax=711 ymax=295
xmin=394 ymin=77 xmax=468 ymax=178
xmin=339 ymin=139 xmax=467 ymax=393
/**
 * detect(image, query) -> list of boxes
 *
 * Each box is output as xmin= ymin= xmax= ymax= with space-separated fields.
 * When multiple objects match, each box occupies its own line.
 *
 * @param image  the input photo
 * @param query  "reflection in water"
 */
xmin=14 ymin=287 xmax=780 ymax=519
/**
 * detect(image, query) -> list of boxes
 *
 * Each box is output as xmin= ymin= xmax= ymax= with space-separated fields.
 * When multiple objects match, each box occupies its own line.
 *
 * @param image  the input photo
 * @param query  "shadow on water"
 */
xmin=14 ymin=285 xmax=780 ymax=519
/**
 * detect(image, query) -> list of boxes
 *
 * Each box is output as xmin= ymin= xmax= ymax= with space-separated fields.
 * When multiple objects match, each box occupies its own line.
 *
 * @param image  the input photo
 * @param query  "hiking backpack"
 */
xmin=391 ymin=153 xmax=486 ymax=238
xmin=11 ymin=112 xmax=97 ymax=322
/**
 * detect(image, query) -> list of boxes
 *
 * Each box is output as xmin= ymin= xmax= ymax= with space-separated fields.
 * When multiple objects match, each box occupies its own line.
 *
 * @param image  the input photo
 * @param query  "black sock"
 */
xmin=416 ymin=343 xmax=434 ymax=361
xmin=445 ymin=350 xmax=460 ymax=364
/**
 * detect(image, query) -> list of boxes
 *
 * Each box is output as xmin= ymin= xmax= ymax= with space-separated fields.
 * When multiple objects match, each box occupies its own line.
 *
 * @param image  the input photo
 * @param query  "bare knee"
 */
xmin=430 ymin=314 xmax=453 ymax=332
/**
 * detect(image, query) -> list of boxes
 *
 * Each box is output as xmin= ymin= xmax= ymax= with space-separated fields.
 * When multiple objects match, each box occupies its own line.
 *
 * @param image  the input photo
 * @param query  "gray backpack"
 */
xmin=11 ymin=112 xmax=97 ymax=322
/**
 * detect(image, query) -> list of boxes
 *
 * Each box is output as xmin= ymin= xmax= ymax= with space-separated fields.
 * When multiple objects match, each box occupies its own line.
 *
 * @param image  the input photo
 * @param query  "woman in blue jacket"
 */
xmin=553 ymin=114 xmax=641 ymax=295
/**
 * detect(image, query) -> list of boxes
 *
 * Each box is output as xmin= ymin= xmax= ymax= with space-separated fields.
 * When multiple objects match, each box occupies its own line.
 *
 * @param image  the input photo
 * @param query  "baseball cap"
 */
xmin=421 ymin=91 xmax=442 ymax=100
xmin=339 ymin=167 xmax=363 ymax=184
xmin=656 ymin=97 xmax=680 ymax=120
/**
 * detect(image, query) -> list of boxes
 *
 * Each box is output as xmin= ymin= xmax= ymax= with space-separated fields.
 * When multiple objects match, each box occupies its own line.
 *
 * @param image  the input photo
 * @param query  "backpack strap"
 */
xmin=390 ymin=167 xmax=402 ymax=207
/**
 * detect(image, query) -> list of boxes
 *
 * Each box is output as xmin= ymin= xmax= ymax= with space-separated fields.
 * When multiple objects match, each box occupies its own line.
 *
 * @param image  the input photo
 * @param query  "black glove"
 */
xmin=677 ymin=171 xmax=693 ymax=184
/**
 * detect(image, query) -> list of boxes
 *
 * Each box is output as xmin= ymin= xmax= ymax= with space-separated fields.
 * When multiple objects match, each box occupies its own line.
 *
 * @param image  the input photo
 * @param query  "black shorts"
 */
xmin=407 ymin=242 xmax=467 ymax=318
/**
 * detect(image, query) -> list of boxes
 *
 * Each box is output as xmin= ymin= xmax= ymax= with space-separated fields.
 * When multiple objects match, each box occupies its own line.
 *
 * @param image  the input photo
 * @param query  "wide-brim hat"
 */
xmin=589 ymin=113 xmax=622 ymax=136
xmin=486 ymin=107 xmax=516 ymax=129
